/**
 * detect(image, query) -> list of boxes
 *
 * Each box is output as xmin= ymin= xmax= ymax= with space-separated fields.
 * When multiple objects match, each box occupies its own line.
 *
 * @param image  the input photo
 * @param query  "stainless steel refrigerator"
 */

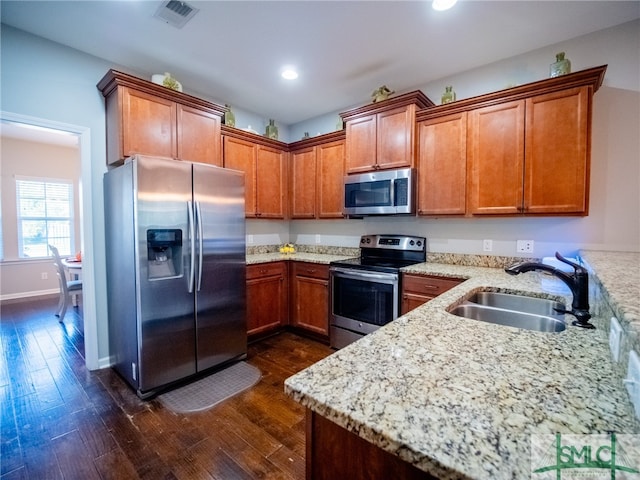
xmin=104 ymin=155 xmax=246 ymax=399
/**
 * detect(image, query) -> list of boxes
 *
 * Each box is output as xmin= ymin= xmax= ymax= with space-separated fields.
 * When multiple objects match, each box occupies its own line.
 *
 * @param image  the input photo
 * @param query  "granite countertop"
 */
xmin=284 ymin=253 xmax=640 ymax=479
xmin=246 ymin=251 xmax=354 ymax=265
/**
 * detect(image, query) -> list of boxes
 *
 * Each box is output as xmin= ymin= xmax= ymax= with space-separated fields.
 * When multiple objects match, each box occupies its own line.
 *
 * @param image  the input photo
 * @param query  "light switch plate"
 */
xmin=610 ymin=316 xmax=622 ymax=362
xmin=625 ymin=350 xmax=640 ymax=420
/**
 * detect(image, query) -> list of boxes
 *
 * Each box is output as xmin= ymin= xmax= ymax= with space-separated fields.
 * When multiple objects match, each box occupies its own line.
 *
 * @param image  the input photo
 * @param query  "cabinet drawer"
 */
xmin=291 ymin=262 xmax=329 ymax=280
xmin=247 ymin=262 xmax=286 ymax=280
xmin=402 ymin=274 xmax=463 ymax=296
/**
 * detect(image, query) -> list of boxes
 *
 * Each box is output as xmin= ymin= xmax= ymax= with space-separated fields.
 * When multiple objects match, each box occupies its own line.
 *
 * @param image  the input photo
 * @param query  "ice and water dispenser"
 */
xmin=147 ymin=229 xmax=182 ymax=279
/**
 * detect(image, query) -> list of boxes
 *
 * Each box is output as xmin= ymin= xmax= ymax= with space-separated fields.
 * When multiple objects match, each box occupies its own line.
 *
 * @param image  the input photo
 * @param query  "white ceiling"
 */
xmin=1 ymin=1 xmax=639 ymax=127
xmin=1 ymin=121 xmax=80 ymax=148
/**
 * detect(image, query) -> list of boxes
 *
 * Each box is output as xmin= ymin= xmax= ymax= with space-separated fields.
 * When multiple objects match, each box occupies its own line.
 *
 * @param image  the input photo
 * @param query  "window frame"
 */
xmin=15 ymin=176 xmax=75 ymax=259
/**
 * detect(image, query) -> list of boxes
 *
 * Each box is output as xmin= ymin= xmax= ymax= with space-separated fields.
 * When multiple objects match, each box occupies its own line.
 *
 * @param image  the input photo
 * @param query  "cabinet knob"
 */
xmin=423 ymin=284 xmax=438 ymax=290
xmin=307 ymin=269 xmax=316 ymax=274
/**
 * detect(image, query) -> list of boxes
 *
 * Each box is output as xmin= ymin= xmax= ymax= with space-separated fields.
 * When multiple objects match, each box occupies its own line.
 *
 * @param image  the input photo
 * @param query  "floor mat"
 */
xmin=158 ymin=362 xmax=261 ymax=414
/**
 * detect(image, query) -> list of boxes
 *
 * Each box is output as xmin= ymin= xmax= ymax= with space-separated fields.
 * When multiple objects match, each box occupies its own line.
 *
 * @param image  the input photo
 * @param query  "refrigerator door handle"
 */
xmin=187 ymin=200 xmax=196 ymax=293
xmin=195 ymin=201 xmax=204 ymax=292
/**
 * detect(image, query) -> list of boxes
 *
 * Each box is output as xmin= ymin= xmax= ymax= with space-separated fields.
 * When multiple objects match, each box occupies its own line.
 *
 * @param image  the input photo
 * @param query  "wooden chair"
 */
xmin=48 ymin=244 xmax=82 ymax=322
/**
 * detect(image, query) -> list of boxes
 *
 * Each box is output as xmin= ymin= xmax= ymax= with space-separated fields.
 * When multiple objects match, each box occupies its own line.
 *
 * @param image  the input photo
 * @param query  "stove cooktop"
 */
xmin=330 ymin=256 xmax=424 ymax=274
xmin=330 ymin=234 xmax=427 ymax=274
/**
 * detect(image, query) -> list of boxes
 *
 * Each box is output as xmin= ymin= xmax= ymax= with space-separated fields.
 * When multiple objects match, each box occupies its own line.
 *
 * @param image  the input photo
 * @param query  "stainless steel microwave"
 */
xmin=343 ymin=168 xmax=415 ymax=216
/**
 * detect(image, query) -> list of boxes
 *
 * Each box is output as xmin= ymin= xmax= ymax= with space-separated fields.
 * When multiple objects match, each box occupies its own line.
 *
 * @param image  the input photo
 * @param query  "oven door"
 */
xmin=330 ymin=266 xmax=399 ymax=335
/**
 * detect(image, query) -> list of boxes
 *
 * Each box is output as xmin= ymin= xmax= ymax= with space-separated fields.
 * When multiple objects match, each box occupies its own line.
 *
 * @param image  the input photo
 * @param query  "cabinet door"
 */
xmin=291 ymin=263 xmax=329 ymax=337
xmin=468 ymin=100 xmax=525 ymax=215
xmin=291 ymin=147 xmax=317 ymax=219
xmin=223 ymin=136 xmax=256 ymax=216
xmin=246 ymin=263 xmax=287 ymax=336
xmin=377 ymin=105 xmax=414 ymax=170
xmin=524 ymin=86 xmax=589 ymax=214
xmin=345 ymin=115 xmax=377 ymax=174
xmin=317 ymin=140 xmax=345 ymax=218
xmin=417 ymin=113 xmax=467 ymax=215
xmin=121 ymin=87 xmax=177 ymax=159
xmin=177 ymin=105 xmax=222 ymax=166
xmin=256 ymin=145 xmax=286 ymax=218
xmin=401 ymin=274 xmax=463 ymax=314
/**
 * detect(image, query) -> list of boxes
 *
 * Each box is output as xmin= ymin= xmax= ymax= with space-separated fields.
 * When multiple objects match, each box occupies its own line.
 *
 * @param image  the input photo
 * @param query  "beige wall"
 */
xmin=0 ymin=136 xmax=81 ymax=299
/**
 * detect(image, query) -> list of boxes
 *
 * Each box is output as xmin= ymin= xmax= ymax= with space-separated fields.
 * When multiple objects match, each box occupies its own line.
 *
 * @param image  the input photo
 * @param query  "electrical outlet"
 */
xmin=610 ymin=316 xmax=622 ymax=362
xmin=625 ymin=350 xmax=640 ymax=419
xmin=315 ymin=234 xmax=321 ymax=244
xmin=247 ymin=234 xmax=254 ymax=244
xmin=483 ymin=239 xmax=493 ymax=252
xmin=516 ymin=240 xmax=534 ymax=253
xmin=41 ymin=272 xmax=48 ymax=280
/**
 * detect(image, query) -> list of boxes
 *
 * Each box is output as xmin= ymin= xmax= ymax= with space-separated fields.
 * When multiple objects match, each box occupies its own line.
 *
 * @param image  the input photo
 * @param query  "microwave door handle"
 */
xmin=390 ymin=178 xmax=396 ymax=207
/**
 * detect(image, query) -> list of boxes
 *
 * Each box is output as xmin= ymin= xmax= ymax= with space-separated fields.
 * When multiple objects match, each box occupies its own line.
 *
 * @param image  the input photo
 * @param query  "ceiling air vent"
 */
xmin=154 ymin=0 xmax=199 ymax=29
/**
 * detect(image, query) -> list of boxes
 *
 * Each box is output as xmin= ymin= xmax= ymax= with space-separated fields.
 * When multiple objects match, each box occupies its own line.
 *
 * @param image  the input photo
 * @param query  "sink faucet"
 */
xmin=505 ymin=252 xmax=594 ymax=329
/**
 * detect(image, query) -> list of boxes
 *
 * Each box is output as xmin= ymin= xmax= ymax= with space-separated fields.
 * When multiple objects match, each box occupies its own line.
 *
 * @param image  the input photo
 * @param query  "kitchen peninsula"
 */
xmin=283 ymin=250 xmax=640 ymax=479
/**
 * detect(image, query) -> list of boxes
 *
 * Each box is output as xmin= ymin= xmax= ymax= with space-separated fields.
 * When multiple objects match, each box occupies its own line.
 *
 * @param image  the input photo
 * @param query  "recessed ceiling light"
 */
xmin=432 ymin=0 xmax=457 ymax=11
xmin=281 ymin=68 xmax=299 ymax=80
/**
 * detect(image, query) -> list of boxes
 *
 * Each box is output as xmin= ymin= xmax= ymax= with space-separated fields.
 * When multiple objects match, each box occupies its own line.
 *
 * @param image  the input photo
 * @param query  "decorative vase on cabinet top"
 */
xmin=441 ymin=86 xmax=456 ymax=104
xmin=265 ymin=119 xmax=278 ymax=140
xmin=224 ymin=104 xmax=236 ymax=127
xmin=151 ymin=72 xmax=182 ymax=92
xmin=549 ymin=52 xmax=571 ymax=78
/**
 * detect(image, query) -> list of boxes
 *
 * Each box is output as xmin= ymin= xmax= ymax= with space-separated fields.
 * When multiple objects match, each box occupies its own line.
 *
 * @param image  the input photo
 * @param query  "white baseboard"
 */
xmin=1 ymin=288 xmax=60 ymax=302
xmin=97 ymin=355 xmax=114 ymax=370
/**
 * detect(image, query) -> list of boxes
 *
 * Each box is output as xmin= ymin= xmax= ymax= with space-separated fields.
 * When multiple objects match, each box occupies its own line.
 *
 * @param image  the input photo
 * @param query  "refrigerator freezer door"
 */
xmin=135 ymin=156 xmax=197 ymax=392
xmin=193 ymin=163 xmax=247 ymax=371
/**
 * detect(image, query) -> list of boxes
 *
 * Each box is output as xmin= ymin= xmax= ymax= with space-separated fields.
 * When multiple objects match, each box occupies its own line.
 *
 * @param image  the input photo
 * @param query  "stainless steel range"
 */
xmin=329 ymin=234 xmax=426 ymax=349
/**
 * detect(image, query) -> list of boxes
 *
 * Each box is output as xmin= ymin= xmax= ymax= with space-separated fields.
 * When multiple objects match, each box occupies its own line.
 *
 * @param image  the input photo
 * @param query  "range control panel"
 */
xmin=360 ymin=234 xmax=426 ymax=252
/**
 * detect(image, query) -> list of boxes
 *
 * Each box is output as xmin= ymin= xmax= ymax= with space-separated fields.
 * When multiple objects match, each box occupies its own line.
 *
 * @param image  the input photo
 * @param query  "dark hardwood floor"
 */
xmin=1 ymin=296 xmax=333 ymax=479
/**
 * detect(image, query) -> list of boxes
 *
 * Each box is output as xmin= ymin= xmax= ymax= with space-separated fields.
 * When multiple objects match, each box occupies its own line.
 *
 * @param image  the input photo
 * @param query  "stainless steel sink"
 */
xmin=466 ymin=292 xmax=566 ymax=317
xmin=449 ymin=292 xmax=567 ymax=333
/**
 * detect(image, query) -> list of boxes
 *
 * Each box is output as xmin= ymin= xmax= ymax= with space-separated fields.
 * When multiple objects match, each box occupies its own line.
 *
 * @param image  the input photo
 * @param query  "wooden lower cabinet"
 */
xmin=246 ymin=262 xmax=288 ymax=338
xmin=306 ymin=410 xmax=434 ymax=480
xmin=401 ymin=274 xmax=464 ymax=314
xmin=290 ymin=262 xmax=330 ymax=338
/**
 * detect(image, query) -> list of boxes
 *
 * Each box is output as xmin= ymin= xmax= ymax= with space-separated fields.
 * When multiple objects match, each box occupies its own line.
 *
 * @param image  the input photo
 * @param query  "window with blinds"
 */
xmin=16 ymin=178 xmax=74 ymax=258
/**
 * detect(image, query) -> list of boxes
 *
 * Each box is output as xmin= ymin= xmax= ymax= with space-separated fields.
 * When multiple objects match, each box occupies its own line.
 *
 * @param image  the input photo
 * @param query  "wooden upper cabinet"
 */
xmin=467 ymin=87 xmax=591 ymax=215
xmin=316 ymin=139 xmax=345 ymax=218
xmin=342 ymin=91 xmax=434 ymax=174
xmin=98 ymin=69 xmax=224 ymax=167
xmin=417 ymin=112 xmax=467 ymax=215
xmin=222 ymin=129 xmax=287 ymax=218
xmin=344 ymin=115 xmax=377 ymax=173
xmin=177 ymin=104 xmax=222 ymax=167
xmin=120 ymin=87 xmax=177 ymax=160
xmin=291 ymin=147 xmax=317 ymax=218
xmin=524 ymin=86 xmax=589 ymax=214
xmin=223 ymin=136 xmax=256 ymax=215
xmin=377 ymin=106 xmax=415 ymax=170
xmin=290 ymin=133 xmax=345 ymax=219
xmin=467 ymin=100 xmax=525 ymax=215
xmin=418 ymin=65 xmax=605 ymax=217
xmin=256 ymin=145 xmax=286 ymax=218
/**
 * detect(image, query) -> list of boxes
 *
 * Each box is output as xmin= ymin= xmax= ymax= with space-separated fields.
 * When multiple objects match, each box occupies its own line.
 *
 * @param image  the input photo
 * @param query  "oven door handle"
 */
xmin=330 ymin=267 xmax=398 ymax=284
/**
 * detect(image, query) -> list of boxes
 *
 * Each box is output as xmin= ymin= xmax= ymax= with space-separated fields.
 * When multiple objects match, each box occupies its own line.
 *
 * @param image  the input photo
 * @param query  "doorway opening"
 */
xmin=0 ymin=111 xmax=99 ymax=370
